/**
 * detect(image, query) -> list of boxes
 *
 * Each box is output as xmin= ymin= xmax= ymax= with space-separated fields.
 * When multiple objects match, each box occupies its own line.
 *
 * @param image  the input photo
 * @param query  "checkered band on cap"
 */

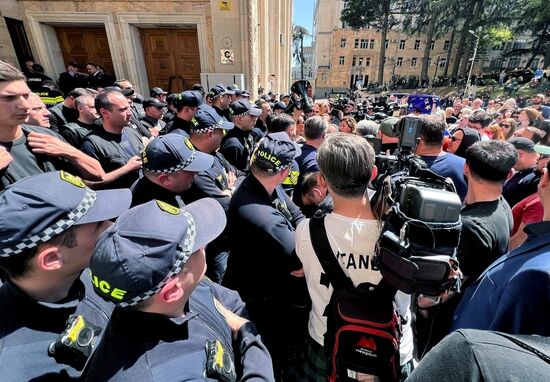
xmin=230 ymin=110 xmax=253 ymax=118
xmin=250 ymin=146 xmax=293 ymax=173
xmin=0 ymin=188 xmax=97 ymax=257
xmin=118 ymin=210 xmax=196 ymax=307
xmin=145 ymin=150 xmax=197 ymax=174
xmin=191 ymin=118 xmax=226 ymax=134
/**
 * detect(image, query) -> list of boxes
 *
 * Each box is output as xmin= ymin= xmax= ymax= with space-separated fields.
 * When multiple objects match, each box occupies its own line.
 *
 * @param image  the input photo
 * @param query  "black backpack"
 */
xmin=309 ymin=215 xmax=401 ymax=382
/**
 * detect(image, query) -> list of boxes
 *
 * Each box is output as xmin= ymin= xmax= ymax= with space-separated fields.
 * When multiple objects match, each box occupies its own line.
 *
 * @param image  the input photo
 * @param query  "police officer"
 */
xmin=84 ymin=198 xmax=275 ymax=381
xmin=220 ymin=100 xmax=262 ymax=172
xmin=139 ymin=97 xmax=167 ymax=137
xmin=150 ymin=86 xmax=167 ymax=103
xmin=131 ymin=133 xmax=214 ymax=207
xmin=209 ymin=83 xmax=234 ymax=121
xmin=185 ymin=106 xmax=238 ymax=283
xmin=161 ymin=91 xmax=203 ymax=135
xmin=223 ymin=132 xmax=305 ymax=380
xmin=0 ymin=171 xmax=131 ymax=380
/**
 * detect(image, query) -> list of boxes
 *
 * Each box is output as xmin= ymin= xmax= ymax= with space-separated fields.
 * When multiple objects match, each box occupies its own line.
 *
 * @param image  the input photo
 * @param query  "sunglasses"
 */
xmin=451 ymin=136 xmax=462 ymax=142
xmin=499 ymin=123 xmax=511 ymax=128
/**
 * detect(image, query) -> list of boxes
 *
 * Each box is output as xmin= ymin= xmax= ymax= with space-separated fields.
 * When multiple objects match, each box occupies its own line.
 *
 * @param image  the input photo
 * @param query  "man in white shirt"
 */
xmin=295 ymin=133 xmax=414 ymax=381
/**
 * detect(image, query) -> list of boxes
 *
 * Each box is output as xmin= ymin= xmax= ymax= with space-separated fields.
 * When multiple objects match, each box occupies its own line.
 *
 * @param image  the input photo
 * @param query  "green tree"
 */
xmin=341 ymin=0 xmax=401 ymax=85
xmin=292 ymin=25 xmax=310 ymax=79
xmin=513 ymin=0 xmax=550 ymax=68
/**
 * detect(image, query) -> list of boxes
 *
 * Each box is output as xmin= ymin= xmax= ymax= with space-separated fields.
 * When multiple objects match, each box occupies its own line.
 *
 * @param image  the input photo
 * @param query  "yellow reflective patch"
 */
xmin=184 ymin=138 xmax=195 ymax=150
xmin=156 ymin=200 xmax=180 ymax=215
xmin=59 ymin=171 xmax=85 ymax=188
xmin=91 ymin=274 xmax=127 ymax=300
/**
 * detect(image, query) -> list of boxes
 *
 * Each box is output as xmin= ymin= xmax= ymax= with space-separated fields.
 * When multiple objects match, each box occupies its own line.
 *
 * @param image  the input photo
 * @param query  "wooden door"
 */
xmin=56 ymin=27 xmax=114 ymax=76
xmin=141 ymin=28 xmax=201 ymax=93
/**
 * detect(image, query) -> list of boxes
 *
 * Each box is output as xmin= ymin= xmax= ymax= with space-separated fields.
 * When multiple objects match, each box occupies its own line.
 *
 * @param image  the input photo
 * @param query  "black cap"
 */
xmin=209 ymin=83 xmax=234 ymax=99
xmin=142 ymin=97 xmax=167 ymax=109
xmin=251 ymin=132 xmax=301 ymax=173
xmin=273 ymin=101 xmax=287 ymax=111
xmin=508 ymin=137 xmax=536 ymax=153
xmin=141 ymin=134 xmax=214 ymax=173
xmin=173 ymin=90 xmax=203 ymax=108
xmin=190 ymin=106 xmax=234 ymax=133
xmin=228 ymin=100 xmax=262 ymax=118
xmin=150 ymin=87 xmax=167 ymax=97
xmin=227 ymin=84 xmax=242 ymax=96
xmin=241 ymin=90 xmax=251 ymax=98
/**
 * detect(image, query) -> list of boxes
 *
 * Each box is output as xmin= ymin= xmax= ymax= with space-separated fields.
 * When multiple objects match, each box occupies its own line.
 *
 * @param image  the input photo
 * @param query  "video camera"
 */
xmin=372 ymin=117 xmax=463 ymax=296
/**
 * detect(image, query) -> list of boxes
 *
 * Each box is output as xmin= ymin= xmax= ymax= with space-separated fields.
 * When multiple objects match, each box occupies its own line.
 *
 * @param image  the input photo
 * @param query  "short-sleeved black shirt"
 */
xmin=80 ymin=126 xmax=144 ymax=189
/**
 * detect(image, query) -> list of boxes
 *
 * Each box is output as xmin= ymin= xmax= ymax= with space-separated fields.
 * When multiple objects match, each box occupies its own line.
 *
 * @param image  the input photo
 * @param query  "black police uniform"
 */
xmin=58 ymin=72 xmax=86 ymax=96
xmin=161 ymin=116 xmax=192 ymax=136
xmin=48 ymin=103 xmax=79 ymax=133
xmin=0 ymin=273 xmax=113 ymax=380
xmin=183 ymin=151 xmax=238 ymax=283
xmin=83 ymin=280 xmax=274 ymax=382
xmin=223 ymin=174 xmax=305 ymax=379
xmin=162 ymin=110 xmax=176 ymax=124
xmin=139 ymin=115 xmax=166 ymax=132
xmin=213 ymin=105 xmax=231 ymax=121
xmin=220 ymin=127 xmax=255 ymax=172
xmin=80 ymin=126 xmax=144 ymax=189
xmin=59 ymin=120 xmax=100 ymax=148
xmin=130 ymin=176 xmax=185 ymax=208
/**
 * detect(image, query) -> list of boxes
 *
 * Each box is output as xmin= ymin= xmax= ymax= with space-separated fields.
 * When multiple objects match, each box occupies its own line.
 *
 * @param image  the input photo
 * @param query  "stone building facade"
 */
xmin=0 ymin=0 xmax=293 ymax=97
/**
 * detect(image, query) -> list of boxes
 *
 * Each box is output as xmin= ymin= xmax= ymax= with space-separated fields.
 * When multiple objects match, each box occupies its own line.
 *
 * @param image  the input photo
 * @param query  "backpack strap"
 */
xmin=309 ymin=214 xmax=398 ymax=299
xmin=309 ymin=214 xmax=355 ymax=290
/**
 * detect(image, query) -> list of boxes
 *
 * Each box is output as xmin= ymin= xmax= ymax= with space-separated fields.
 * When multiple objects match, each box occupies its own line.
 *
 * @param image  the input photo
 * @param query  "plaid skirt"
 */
xmin=302 ymin=335 xmax=329 ymax=382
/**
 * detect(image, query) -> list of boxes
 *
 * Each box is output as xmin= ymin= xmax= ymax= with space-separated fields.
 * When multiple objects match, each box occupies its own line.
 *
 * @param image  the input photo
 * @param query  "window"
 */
xmin=439 ymin=58 xmax=447 ymax=68
xmin=531 ymin=58 xmax=540 ymax=69
xmin=360 ymin=39 xmax=368 ymax=49
xmin=321 ymin=73 xmax=328 ymax=82
xmin=384 ymin=40 xmax=389 ymax=49
xmin=507 ymin=57 xmax=520 ymax=68
xmin=354 ymin=39 xmax=359 ymax=49
xmin=414 ymin=40 xmax=420 ymax=50
xmin=365 ymin=57 xmax=371 ymax=66
xmin=369 ymin=39 xmax=375 ymax=49
xmin=444 ymin=40 xmax=450 ymax=51
xmin=411 ymin=57 xmax=417 ymax=67
xmin=492 ymin=43 xmax=505 ymax=51
xmin=396 ymin=57 xmax=403 ymax=67
xmin=352 ymin=56 xmax=357 ymax=66
xmin=430 ymin=41 xmax=435 ymax=50
xmin=399 ymin=40 xmax=406 ymax=49
xmin=339 ymin=56 xmax=345 ymax=65
xmin=358 ymin=57 xmax=364 ymax=66
xmin=340 ymin=39 xmax=347 ymax=48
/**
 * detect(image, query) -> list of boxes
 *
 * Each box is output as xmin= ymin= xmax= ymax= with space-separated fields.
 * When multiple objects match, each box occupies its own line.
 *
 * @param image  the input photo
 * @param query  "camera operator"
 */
xmin=416 ymin=140 xmax=518 ymax=355
xmin=295 ymin=133 xmax=414 ymax=380
xmin=413 ymin=115 xmax=468 ymax=201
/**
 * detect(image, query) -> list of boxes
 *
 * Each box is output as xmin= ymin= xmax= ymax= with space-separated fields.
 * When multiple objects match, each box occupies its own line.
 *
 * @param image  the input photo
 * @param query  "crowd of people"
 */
xmin=1 ymin=57 xmax=550 ymax=381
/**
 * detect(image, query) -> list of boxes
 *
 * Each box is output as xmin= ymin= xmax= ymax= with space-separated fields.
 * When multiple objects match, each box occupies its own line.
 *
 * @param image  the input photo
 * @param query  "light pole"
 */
xmin=465 ymin=28 xmax=481 ymax=97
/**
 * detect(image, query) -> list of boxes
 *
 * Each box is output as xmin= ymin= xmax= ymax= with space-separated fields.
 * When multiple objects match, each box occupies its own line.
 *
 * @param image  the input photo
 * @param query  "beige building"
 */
xmin=0 ymin=0 xmax=293 ymax=97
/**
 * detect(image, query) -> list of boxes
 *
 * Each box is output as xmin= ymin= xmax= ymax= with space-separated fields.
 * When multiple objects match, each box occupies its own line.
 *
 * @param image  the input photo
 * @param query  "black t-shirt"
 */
xmin=162 ymin=116 xmax=192 ymax=136
xmin=80 ymin=126 xmax=144 ymax=189
xmin=0 ymin=126 xmax=72 ymax=190
xmin=220 ymin=127 xmax=255 ymax=173
xmin=458 ymin=197 xmax=513 ymax=284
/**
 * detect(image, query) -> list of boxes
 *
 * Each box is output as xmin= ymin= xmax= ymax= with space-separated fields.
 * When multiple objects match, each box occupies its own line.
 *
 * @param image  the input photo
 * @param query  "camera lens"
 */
xmin=77 ymin=326 xmax=94 ymax=347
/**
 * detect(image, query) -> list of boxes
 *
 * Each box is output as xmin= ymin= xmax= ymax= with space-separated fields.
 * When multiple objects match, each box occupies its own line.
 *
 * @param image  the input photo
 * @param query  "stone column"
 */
xmin=247 ymin=0 xmax=258 ymax=98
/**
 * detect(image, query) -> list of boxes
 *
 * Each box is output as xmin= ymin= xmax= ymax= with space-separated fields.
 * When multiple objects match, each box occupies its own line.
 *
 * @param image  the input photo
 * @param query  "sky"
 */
xmin=293 ymin=0 xmax=315 ymax=47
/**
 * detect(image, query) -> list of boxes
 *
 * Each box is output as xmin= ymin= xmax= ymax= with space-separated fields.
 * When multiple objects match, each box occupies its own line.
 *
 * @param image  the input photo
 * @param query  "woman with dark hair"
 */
xmin=446 ymin=127 xmax=481 ymax=158
xmin=499 ymin=118 xmax=517 ymax=140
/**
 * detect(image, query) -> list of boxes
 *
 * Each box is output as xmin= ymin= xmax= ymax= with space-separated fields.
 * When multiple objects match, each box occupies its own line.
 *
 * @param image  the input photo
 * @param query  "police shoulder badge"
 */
xmin=184 ymin=138 xmax=195 ymax=150
xmin=156 ymin=200 xmax=180 ymax=215
xmin=59 ymin=171 xmax=85 ymax=188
